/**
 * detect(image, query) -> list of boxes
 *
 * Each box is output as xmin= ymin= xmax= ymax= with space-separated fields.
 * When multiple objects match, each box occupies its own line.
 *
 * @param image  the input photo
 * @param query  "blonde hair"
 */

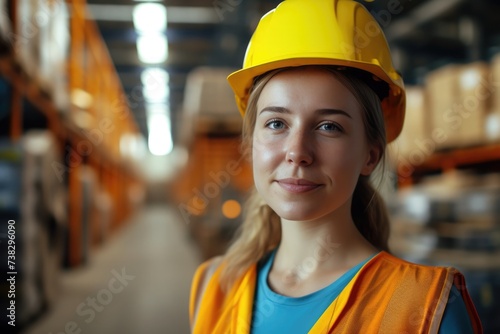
xmin=220 ymin=66 xmax=390 ymax=290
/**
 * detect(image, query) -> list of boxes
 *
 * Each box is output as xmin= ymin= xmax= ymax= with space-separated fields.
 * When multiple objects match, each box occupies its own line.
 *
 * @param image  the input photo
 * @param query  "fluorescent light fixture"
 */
xmin=148 ymin=113 xmax=173 ymax=156
xmin=133 ymin=3 xmax=167 ymax=33
xmin=146 ymin=104 xmax=170 ymax=117
xmin=142 ymin=68 xmax=170 ymax=102
xmin=144 ymin=85 xmax=169 ymax=103
xmin=167 ymin=6 xmax=219 ymax=24
xmin=141 ymin=68 xmax=169 ymax=86
xmin=87 ymin=5 xmax=219 ymax=24
xmin=137 ymin=34 xmax=168 ymax=64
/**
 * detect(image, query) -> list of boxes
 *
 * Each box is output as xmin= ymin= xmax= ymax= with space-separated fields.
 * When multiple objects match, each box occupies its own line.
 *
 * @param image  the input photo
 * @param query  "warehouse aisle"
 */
xmin=22 ymin=204 xmax=202 ymax=334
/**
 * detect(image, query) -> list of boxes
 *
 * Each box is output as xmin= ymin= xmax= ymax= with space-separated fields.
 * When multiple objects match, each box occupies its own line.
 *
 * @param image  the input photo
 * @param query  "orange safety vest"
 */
xmin=189 ymin=251 xmax=483 ymax=333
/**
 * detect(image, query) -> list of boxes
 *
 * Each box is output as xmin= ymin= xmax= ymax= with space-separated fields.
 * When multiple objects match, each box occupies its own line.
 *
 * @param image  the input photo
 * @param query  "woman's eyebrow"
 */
xmin=317 ymin=108 xmax=352 ymax=119
xmin=259 ymin=106 xmax=352 ymax=119
xmin=259 ymin=106 xmax=290 ymax=115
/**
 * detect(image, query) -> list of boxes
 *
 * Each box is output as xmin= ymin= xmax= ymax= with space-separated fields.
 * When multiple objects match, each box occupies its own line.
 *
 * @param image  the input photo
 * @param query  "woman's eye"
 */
xmin=318 ymin=122 xmax=342 ymax=132
xmin=266 ymin=119 xmax=285 ymax=130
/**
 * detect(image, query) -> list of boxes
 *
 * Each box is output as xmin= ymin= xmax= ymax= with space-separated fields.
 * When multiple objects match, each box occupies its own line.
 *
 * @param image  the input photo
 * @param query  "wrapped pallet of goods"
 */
xmin=0 ymin=132 xmax=66 ymax=328
xmin=455 ymin=175 xmax=500 ymax=226
xmin=38 ymin=0 xmax=69 ymax=110
xmin=20 ymin=131 xmax=66 ymax=325
xmin=390 ymin=172 xmax=484 ymax=258
xmin=393 ymin=171 xmax=500 ymax=332
xmin=78 ymin=166 xmax=96 ymax=263
xmin=15 ymin=0 xmax=41 ymax=79
xmin=0 ymin=0 xmax=10 ymax=53
xmin=13 ymin=0 xmax=70 ymax=110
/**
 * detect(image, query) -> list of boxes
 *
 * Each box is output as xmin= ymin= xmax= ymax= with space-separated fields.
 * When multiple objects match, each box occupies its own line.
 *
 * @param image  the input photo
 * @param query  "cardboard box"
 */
xmin=491 ymin=53 xmax=500 ymax=114
xmin=389 ymin=86 xmax=432 ymax=164
xmin=425 ymin=64 xmax=461 ymax=150
xmin=425 ymin=62 xmax=491 ymax=149
xmin=182 ymin=67 xmax=242 ymax=136
xmin=488 ymin=54 xmax=500 ymax=142
xmin=485 ymin=112 xmax=500 ymax=142
xmin=456 ymin=62 xmax=491 ymax=147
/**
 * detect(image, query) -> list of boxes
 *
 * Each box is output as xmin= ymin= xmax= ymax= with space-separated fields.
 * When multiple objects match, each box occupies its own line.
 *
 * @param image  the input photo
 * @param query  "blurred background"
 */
xmin=0 ymin=0 xmax=499 ymax=333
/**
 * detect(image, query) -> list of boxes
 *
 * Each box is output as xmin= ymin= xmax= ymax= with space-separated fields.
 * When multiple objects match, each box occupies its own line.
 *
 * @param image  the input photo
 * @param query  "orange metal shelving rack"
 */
xmin=0 ymin=0 xmax=145 ymax=267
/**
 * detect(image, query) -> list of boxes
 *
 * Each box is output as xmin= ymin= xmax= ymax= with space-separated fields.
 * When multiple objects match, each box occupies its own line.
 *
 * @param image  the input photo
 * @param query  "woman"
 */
xmin=189 ymin=0 xmax=482 ymax=333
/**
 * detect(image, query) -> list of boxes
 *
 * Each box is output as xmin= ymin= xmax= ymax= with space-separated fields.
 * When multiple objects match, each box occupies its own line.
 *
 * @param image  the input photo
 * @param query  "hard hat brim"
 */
xmin=227 ymin=57 xmax=405 ymax=142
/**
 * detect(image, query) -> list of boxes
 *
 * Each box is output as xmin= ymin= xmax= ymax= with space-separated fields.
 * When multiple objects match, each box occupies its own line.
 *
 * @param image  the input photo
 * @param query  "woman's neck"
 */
xmin=275 ymin=217 xmax=376 ymax=271
xmin=268 ymin=207 xmax=378 ymax=297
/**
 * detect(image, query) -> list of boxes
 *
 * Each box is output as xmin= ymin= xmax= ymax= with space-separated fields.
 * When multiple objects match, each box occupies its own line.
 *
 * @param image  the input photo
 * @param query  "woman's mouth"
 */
xmin=276 ymin=178 xmax=322 ymax=193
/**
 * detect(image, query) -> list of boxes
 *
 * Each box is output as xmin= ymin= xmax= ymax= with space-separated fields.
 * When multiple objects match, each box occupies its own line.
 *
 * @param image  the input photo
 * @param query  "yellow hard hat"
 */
xmin=227 ymin=0 xmax=405 ymax=142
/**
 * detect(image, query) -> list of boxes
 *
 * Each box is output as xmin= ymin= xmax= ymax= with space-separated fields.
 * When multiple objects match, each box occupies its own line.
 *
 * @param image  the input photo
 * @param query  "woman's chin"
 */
xmin=271 ymin=206 xmax=321 ymax=222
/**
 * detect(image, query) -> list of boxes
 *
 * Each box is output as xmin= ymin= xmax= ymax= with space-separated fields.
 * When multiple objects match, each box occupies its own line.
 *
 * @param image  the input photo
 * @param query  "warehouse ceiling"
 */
xmin=85 ymin=0 xmax=500 ymax=146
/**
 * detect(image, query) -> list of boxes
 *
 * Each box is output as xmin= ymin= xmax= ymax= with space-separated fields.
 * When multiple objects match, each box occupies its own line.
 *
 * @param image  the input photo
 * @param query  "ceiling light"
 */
xmin=143 ymin=85 xmax=169 ymax=103
xmin=142 ymin=68 xmax=170 ymax=102
xmin=133 ymin=3 xmax=167 ymax=33
xmin=141 ymin=68 xmax=169 ymax=86
xmin=147 ymin=113 xmax=173 ymax=156
xmin=146 ymin=104 xmax=170 ymax=117
xmin=137 ymin=34 xmax=168 ymax=64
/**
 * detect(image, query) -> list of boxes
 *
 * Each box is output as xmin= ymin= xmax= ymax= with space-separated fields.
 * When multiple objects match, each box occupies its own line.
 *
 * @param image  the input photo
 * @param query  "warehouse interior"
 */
xmin=1 ymin=0 xmax=500 ymax=333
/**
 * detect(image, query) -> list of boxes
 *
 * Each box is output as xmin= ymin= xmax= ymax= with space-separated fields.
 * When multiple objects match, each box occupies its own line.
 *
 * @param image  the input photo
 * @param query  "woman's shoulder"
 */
xmin=192 ymin=256 xmax=224 ymax=290
xmin=376 ymin=251 xmax=455 ymax=274
xmin=366 ymin=251 xmax=461 ymax=291
xmin=189 ymin=256 xmax=225 ymax=326
xmin=196 ymin=255 xmax=224 ymax=273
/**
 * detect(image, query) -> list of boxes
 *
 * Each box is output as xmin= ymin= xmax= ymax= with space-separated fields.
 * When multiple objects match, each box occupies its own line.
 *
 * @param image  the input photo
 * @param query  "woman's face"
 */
xmin=252 ymin=68 xmax=379 ymax=222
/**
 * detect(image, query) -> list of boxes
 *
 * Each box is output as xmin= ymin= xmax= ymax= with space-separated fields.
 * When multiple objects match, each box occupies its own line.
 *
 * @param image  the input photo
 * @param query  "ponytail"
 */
xmin=352 ymin=176 xmax=390 ymax=252
xmin=219 ymin=189 xmax=280 ymax=291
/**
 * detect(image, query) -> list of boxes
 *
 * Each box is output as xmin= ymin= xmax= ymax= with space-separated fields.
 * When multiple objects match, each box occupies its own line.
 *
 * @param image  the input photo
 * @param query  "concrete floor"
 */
xmin=22 ymin=205 xmax=203 ymax=334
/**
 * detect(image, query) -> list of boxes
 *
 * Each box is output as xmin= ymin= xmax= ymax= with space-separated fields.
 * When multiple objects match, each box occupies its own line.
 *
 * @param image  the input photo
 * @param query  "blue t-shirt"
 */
xmin=251 ymin=250 xmax=473 ymax=333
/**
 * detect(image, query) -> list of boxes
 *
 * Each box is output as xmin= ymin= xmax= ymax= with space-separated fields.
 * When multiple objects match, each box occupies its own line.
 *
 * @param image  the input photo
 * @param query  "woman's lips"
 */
xmin=276 ymin=178 xmax=321 ymax=193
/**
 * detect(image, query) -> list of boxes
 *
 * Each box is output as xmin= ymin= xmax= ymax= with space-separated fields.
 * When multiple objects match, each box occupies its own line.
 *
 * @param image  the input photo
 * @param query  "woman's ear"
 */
xmin=361 ymin=145 xmax=382 ymax=176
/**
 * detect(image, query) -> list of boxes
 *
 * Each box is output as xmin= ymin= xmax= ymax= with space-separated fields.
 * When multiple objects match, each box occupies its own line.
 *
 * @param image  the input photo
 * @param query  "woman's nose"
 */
xmin=285 ymin=129 xmax=313 ymax=166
